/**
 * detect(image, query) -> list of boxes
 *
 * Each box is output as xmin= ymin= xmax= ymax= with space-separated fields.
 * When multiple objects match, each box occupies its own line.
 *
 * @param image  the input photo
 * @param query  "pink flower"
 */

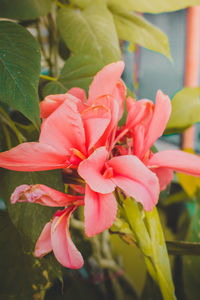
xmin=35 ymin=207 xmax=84 ymax=269
xmin=0 ymin=61 xmax=125 ymax=171
xmin=124 ymin=90 xmax=200 ymax=190
xmin=11 ymin=184 xmax=84 ymax=269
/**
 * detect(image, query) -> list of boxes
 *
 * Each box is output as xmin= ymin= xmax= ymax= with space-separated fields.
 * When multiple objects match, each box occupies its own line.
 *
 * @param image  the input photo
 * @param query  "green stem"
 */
xmin=39 ymin=74 xmax=57 ymax=81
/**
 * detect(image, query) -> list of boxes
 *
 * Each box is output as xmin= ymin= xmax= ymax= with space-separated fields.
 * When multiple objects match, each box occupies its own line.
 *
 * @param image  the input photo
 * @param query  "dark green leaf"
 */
xmin=108 ymin=0 xmax=200 ymax=13
xmin=166 ymin=87 xmax=200 ymax=134
xmin=43 ymin=55 xmax=104 ymax=97
xmin=0 ymin=0 xmax=51 ymax=20
xmin=57 ymin=0 xmax=121 ymax=64
xmin=0 ymin=168 xmax=65 ymax=252
xmin=112 ymin=10 xmax=171 ymax=60
xmin=0 ymin=210 xmax=62 ymax=300
xmin=0 ymin=21 xmax=41 ymax=128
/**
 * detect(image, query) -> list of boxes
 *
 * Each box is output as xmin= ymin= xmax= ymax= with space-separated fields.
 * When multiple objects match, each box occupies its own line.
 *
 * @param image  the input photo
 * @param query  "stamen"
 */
xmin=70 ymin=148 xmax=86 ymax=160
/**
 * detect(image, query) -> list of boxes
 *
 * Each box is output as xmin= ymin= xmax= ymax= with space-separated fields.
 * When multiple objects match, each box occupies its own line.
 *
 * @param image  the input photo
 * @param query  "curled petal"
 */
xmin=84 ymin=185 xmax=117 ymax=237
xmin=11 ymin=184 xmax=84 ymax=207
xmin=68 ymin=87 xmax=87 ymax=103
xmin=51 ymin=208 xmax=84 ymax=269
xmin=112 ymin=79 xmax=126 ymax=120
xmin=148 ymin=150 xmax=200 ymax=176
xmin=88 ymin=61 xmax=125 ymax=105
xmin=108 ymin=155 xmax=159 ymax=211
xmin=78 ymin=147 xmax=115 ymax=194
xmin=0 ymin=142 xmax=68 ymax=171
xmin=34 ymin=222 xmax=52 ymax=257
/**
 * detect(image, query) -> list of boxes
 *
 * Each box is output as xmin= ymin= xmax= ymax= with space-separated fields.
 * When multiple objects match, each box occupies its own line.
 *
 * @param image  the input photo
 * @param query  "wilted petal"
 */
xmin=34 ymin=222 xmax=52 ymax=257
xmin=40 ymin=101 xmax=86 ymax=156
xmin=148 ymin=150 xmax=200 ymax=176
xmin=11 ymin=184 xmax=83 ymax=206
xmin=0 ymin=142 xmax=68 ymax=171
xmin=108 ymin=155 xmax=159 ymax=211
xmin=88 ymin=61 xmax=124 ymax=105
xmin=51 ymin=208 xmax=84 ymax=269
xmin=84 ymin=185 xmax=117 ymax=237
xmin=78 ymin=147 xmax=115 ymax=194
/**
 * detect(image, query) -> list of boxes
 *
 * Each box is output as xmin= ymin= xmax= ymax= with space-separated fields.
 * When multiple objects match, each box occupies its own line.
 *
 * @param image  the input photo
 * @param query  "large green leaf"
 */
xmin=0 ymin=21 xmax=41 ymax=128
xmin=166 ymin=87 xmax=200 ymax=134
xmin=0 ymin=210 xmax=62 ymax=300
xmin=0 ymin=168 xmax=65 ymax=252
xmin=108 ymin=0 xmax=200 ymax=13
xmin=57 ymin=0 xmax=121 ymax=64
xmin=43 ymin=55 xmax=104 ymax=97
xmin=112 ymin=9 xmax=171 ymax=60
xmin=0 ymin=0 xmax=51 ymax=20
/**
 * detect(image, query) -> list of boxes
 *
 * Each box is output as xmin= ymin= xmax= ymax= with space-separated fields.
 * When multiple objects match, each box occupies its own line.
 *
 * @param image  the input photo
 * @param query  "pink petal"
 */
xmin=78 ymin=147 xmax=115 ymax=194
xmin=40 ymin=101 xmax=86 ymax=156
xmin=108 ymin=155 xmax=159 ymax=211
xmin=81 ymin=105 xmax=111 ymax=151
xmin=68 ymin=87 xmax=87 ymax=102
xmin=0 ymin=142 xmax=68 ymax=171
xmin=143 ymin=90 xmax=171 ymax=156
xmin=151 ymin=167 xmax=174 ymax=191
xmin=34 ymin=222 xmax=52 ymax=257
xmin=148 ymin=150 xmax=200 ymax=176
xmin=84 ymin=185 xmax=117 ymax=237
xmin=87 ymin=61 xmax=125 ymax=105
xmin=112 ymin=79 xmax=126 ymax=120
xmin=11 ymin=184 xmax=83 ymax=206
xmin=51 ymin=208 xmax=84 ymax=269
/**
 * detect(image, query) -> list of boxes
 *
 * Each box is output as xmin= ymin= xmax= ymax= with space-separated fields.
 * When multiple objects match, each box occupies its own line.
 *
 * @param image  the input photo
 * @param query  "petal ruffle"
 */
xmin=0 ymin=142 xmax=68 ymax=171
xmin=151 ymin=167 xmax=174 ymax=191
xmin=84 ymin=185 xmax=117 ymax=237
xmin=51 ymin=208 xmax=84 ymax=269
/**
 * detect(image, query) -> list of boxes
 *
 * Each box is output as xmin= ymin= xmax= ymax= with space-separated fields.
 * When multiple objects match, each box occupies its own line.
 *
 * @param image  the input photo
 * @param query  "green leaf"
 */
xmin=108 ymin=0 xmax=200 ymax=13
xmin=0 ymin=210 xmax=62 ymax=300
xmin=166 ymin=87 xmax=200 ymax=134
xmin=0 ymin=21 xmax=41 ymax=129
xmin=183 ymin=202 xmax=200 ymax=300
xmin=57 ymin=0 xmax=121 ymax=64
xmin=43 ymin=55 xmax=104 ymax=97
xmin=0 ymin=168 xmax=65 ymax=252
xmin=0 ymin=0 xmax=51 ymax=20
xmin=112 ymin=10 xmax=171 ymax=60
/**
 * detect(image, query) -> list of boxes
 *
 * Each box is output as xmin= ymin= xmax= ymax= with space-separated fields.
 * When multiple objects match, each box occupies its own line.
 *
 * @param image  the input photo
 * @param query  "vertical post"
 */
xmin=182 ymin=6 xmax=200 ymax=149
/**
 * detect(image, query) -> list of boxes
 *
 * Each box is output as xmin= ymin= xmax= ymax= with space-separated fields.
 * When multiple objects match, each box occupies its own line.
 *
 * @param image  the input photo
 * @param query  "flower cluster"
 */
xmin=1 ymin=61 xmax=200 ymax=269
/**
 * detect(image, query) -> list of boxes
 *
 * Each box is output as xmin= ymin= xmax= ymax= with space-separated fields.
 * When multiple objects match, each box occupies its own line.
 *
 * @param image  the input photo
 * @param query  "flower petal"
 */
xmin=143 ymin=90 xmax=171 ymax=156
xmin=152 ymin=167 xmax=174 ymax=191
xmin=0 ymin=142 xmax=68 ymax=171
xmin=51 ymin=208 xmax=84 ymax=269
xmin=84 ymin=185 xmax=117 ymax=237
xmin=88 ymin=61 xmax=124 ymax=104
xmin=108 ymin=155 xmax=159 ymax=211
xmin=112 ymin=79 xmax=126 ymax=120
xmin=81 ymin=105 xmax=111 ymax=151
xmin=78 ymin=147 xmax=115 ymax=194
xmin=148 ymin=150 xmax=200 ymax=176
xmin=40 ymin=101 xmax=86 ymax=156
xmin=68 ymin=87 xmax=87 ymax=102
xmin=34 ymin=222 xmax=52 ymax=257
